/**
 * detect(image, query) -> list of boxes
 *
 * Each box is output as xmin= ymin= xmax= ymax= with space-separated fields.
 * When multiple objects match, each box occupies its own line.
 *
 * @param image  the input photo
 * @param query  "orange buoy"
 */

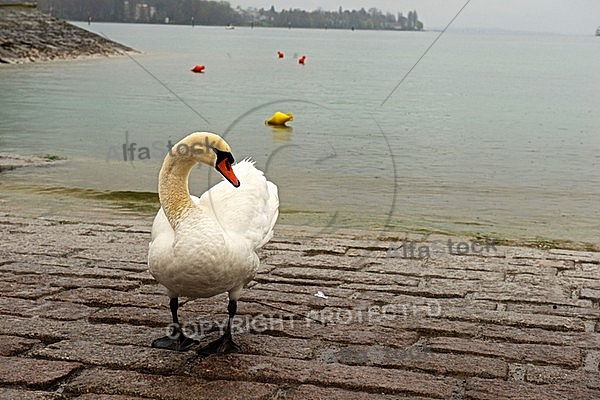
xmin=191 ymin=64 xmax=205 ymax=73
xmin=277 ymin=51 xmax=284 ymax=59
xmin=298 ymin=55 xmax=306 ymax=65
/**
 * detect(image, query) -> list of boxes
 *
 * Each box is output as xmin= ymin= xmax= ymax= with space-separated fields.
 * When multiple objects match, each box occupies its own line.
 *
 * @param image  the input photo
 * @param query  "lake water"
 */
xmin=0 ymin=23 xmax=598 ymax=246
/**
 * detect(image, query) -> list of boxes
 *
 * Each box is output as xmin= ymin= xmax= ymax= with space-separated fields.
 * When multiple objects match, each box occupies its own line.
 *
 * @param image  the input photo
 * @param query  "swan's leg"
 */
xmin=198 ymin=299 xmax=241 ymax=356
xmin=151 ymin=297 xmax=199 ymax=351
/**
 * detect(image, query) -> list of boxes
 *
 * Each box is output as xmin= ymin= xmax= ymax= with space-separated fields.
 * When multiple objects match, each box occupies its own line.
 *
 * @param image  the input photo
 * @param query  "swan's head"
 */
xmin=171 ymin=131 xmax=240 ymax=187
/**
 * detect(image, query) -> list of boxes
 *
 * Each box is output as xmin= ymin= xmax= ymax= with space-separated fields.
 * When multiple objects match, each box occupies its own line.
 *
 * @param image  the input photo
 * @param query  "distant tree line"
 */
xmin=247 ymin=6 xmax=423 ymax=30
xmin=36 ymin=0 xmax=424 ymax=31
xmin=37 ymin=0 xmax=236 ymax=26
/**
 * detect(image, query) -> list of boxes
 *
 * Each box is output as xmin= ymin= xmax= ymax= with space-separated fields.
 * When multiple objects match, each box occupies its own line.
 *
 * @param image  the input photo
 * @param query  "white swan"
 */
xmin=148 ymin=132 xmax=279 ymax=354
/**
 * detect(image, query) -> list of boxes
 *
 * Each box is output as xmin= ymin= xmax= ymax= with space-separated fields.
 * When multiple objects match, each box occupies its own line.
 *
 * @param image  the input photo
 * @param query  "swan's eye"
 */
xmin=214 ymin=149 xmax=235 ymax=165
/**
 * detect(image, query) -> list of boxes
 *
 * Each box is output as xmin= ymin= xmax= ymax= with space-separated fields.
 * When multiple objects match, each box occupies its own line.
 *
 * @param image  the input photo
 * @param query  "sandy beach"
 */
xmin=1 ymin=206 xmax=599 ymax=399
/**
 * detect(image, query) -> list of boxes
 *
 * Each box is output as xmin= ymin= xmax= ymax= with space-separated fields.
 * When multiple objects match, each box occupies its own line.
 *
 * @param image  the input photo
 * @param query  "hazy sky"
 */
xmin=231 ymin=0 xmax=600 ymax=35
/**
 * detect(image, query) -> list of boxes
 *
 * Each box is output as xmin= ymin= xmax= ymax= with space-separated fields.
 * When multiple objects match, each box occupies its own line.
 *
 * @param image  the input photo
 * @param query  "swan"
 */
xmin=148 ymin=131 xmax=279 ymax=355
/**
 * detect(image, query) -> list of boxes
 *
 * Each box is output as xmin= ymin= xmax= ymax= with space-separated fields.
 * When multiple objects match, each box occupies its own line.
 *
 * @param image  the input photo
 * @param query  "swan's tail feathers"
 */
xmin=255 ymin=181 xmax=279 ymax=249
xmin=198 ymin=160 xmax=279 ymax=250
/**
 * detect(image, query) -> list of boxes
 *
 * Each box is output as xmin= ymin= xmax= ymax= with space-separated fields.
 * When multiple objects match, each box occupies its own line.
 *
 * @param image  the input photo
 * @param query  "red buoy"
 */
xmin=191 ymin=65 xmax=205 ymax=73
xmin=277 ymin=51 xmax=284 ymax=59
xmin=298 ymin=55 xmax=306 ymax=65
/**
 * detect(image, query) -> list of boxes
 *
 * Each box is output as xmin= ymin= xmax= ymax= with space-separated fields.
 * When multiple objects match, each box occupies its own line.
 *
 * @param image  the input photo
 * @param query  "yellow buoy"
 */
xmin=265 ymin=112 xmax=294 ymax=126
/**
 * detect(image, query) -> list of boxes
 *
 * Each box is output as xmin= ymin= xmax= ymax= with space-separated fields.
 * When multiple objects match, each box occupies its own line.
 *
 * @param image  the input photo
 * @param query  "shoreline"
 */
xmin=0 ymin=5 xmax=135 ymax=64
xmin=1 ymin=181 xmax=598 ymax=253
xmin=0 ymin=152 xmax=67 ymax=172
xmin=0 ymin=157 xmax=598 ymax=252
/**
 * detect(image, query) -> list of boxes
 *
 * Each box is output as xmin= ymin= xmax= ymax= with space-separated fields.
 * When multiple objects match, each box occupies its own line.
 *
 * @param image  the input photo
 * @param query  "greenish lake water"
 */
xmin=1 ymin=24 xmax=598 ymax=246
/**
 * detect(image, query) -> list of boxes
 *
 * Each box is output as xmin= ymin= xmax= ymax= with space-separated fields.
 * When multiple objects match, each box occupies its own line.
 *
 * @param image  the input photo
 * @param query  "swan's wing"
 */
xmin=148 ymin=207 xmax=176 ymax=295
xmin=257 ymin=180 xmax=279 ymax=248
xmin=150 ymin=206 xmax=172 ymax=242
xmin=196 ymin=159 xmax=279 ymax=250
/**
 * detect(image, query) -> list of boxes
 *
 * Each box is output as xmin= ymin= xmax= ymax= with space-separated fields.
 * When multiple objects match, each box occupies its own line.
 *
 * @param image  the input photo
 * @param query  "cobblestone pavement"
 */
xmin=0 ymin=211 xmax=599 ymax=399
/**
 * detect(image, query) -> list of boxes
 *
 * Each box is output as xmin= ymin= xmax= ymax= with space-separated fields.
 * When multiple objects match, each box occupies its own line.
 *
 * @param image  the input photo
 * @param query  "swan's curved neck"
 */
xmin=158 ymin=155 xmax=197 ymax=228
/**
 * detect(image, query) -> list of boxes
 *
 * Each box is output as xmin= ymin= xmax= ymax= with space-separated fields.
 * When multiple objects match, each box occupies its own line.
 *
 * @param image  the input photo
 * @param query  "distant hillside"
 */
xmin=35 ymin=0 xmax=424 ymax=31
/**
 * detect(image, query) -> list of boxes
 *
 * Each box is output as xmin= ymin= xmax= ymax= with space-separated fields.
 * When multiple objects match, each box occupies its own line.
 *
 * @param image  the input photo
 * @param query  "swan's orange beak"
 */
xmin=216 ymin=158 xmax=240 ymax=187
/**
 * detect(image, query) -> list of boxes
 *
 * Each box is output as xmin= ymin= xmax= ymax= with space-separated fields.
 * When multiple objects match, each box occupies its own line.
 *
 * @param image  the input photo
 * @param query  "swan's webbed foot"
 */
xmin=152 ymin=325 xmax=199 ymax=351
xmin=198 ymin=299 xmax=241 ymax=357
xmin=197 ymin=331 xmax=241 ymax=357
xmin=153 ymin=298 xmax=198 ymax=351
